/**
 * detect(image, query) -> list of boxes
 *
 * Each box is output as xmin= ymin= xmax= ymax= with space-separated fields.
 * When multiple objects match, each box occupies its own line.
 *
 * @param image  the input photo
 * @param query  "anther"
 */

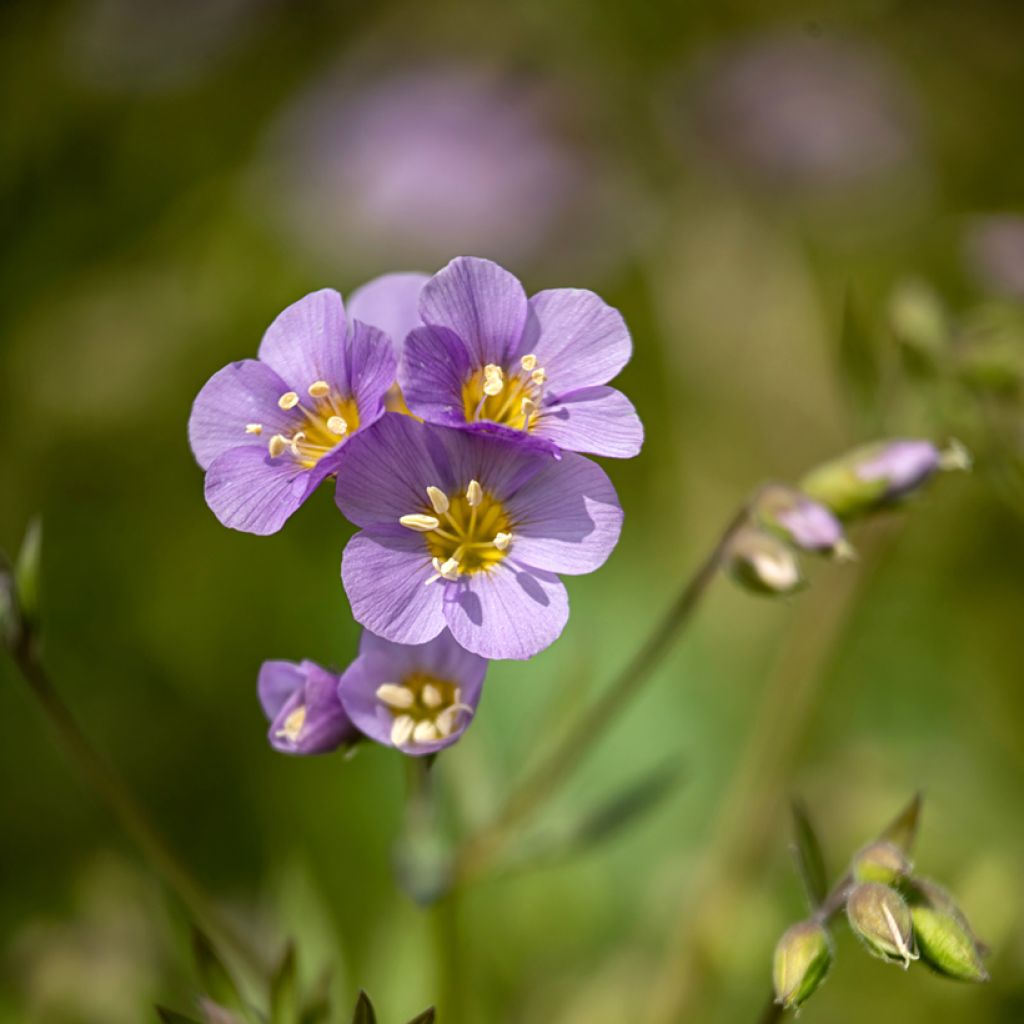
xmin=308 ymin=380 xmax=330 ymax=398
xmin=494 ymin=532 xmax=512 ymax=551
xmin=268 ymin=434 xmax=289 ymax=458
xmin=399 ymin=514 xmax=440 ymax=532
xmin=376 ymin=683 xmax=414 ymax=709
xmin=290 ymin=431 xmax=306 ymax=456
xmin=466 ymin=479 xmax=483 ymax=507
xmin=437 ymin=557 xmax=461 ymax=580
xmin=326 ymin=415 xmax=348 ymax=435
xmin=275 ymin=705 xmax=306 ymax=742
xmin=426 ymin=486 xmax=450 ymax=515
xmin=390 ymin=715 xmax=414 ymax=747
xmin=413 ymin=720 xmax=440 ymax=743
xmin=521 ymin=398 xmax=536 ymax=419
xmin=482 ymin=363 xmax=505 ymax=396
xmin=421 ymin=683 xmax=443 ymax=709
xmin=520 ymin=353 xmax=537 ymax=371
xmin=531 ymin=367 xmax=547 ymax=385
xmin=278 ymin=391 xmax=300 ymax=410
xmin=939 ymin=438 xmax=971 ymax=472
xmin=245 ymin=423 xmax=263 ymax=435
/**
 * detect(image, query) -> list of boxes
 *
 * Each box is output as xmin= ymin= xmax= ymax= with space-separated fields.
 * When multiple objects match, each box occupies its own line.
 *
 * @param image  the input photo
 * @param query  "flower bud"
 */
xmin=772 ymin=919 xmax=833 ymax=1010
xmin=905 ymin=878 xmax=989 ymax=982
xmin=755 ymin=485 xmax=853 ymax=559
xmin=847 ymin=882 xmax=918 ymax=968
xmin=851 ymin=841 xmax=912 ymax=886
xmin=800 ymin=439 xmax=970 ymax=519
xmin=726 ymin=528 xmax=804 ymax=596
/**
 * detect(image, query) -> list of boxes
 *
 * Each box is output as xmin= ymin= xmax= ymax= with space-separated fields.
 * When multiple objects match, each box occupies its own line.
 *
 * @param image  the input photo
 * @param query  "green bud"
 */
xmin=772 ymin=919 xmax=832 ymax=1010
xmin=888 ymin=279 xmax=950 ymax=369
xmin=14 ymin=518 xmax=42 ymax=629
xmin=905 ymin=878 xmax=989 ymax=982
xmin=846 ymin=882 xmax=918 ymax=968
xmin=851 ymin=841 xmax=912 ymax=886
xmin=726 ymin=528 xmax=804 ymax=596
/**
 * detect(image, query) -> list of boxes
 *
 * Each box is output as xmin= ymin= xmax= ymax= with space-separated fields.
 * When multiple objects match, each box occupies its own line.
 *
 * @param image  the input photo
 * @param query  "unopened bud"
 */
xmin=726 ymin=528 xmax=804 ymax=596
xmin=905 ymin=878 xmax=989 ymax=982
xmin=755 ymin=485 xmax=851 ymax=558
xmin=14 ymin=518 xmax=42 ymax=629
xmin=851 ymin=841 xmax=912 ymax=886
xmin=800 ymin=439 xmax=969 ymax=519
xmin=847 ymin=882 xmax=918 ymax=968
xmin=772 ymin=919 xmax=832 ymax=1010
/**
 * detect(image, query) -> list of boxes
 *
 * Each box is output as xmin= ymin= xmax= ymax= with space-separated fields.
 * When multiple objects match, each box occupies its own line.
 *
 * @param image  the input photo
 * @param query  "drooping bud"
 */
xmin=754 ymin=485 xmax=852 ymax=559
xmin=726 ymin=527 xmax=804 ymax=596
xmin=772 ymin=919 xmax=833 ymax=1010
xmin=846 ymin=882 xmax=918 ymax=968
xmin=905 ymin=878 xmax=989 ymax=982
xmin=851 ymin=840 xmax=912 ymax=886
xmin=800 ymin=439 xmax=970 ymax=519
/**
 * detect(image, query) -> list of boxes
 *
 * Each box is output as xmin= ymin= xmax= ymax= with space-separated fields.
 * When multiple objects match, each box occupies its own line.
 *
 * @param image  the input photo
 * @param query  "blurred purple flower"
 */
xmin=854 ymin=440 xmax=947 ymax=501
xmin=258 ymin=659 xmax=358 ymax=756
xmin=189 ymin=277 xmax=425 ymax=534
xmin=334 ymin=413 xmax=623 ymax=660
xmin=690 ymin=34 xmax=917 ymax=192
xmin=401 ymin=257 xmax=643 ymax=458
xmin=756 ymin=484 xmax=849 ymax=556
xmin=338 ymin=630 xmax=486 ymax=756
xmin=964 ymin=216 xmax=1024 ymax=300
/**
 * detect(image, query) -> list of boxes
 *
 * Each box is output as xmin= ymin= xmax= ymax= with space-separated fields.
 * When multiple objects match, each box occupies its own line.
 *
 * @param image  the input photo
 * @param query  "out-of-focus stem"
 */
xmin=452 ymin=497 xmax=757 ymax=887
xmin=8 ymin=633 xmax=271 ymax=983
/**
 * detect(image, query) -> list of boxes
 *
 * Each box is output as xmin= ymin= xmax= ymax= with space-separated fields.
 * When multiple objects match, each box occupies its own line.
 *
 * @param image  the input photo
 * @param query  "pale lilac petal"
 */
xmin=443 ymin=562 xmax=569 ymax=660
xmin=856 ymin=439 xmax=940 ymax=498
xmin=399 ymin=325 xmax=472 ymax=427
xmin=521 ymin=288 xmax=632 ymax=391
xmin=262 ymin=660 xmax=356 ymax=756
xmin=204 ymin=445 xmax=325 ymax=535
xmin=348 ymin=320 xmax=398 ymax=428
xmin=419 ymin=257 xmax=528 ymax=366
xmin=503 ymin=452 xmax=623 ymax=574
xmin=534 ymin=386 xmax=643 ymax=458
xmin=340 ymin=529 xmax=446 ymax=644
xmin=347 ymin=272 xmax=429 ymax=356
xmin=257 ymin=660 xmax=306 ymax=719
xmin=188 ymin=359 xmax=292 ymax=470
xmin=257 ymin=288 xmax=349 ymax=391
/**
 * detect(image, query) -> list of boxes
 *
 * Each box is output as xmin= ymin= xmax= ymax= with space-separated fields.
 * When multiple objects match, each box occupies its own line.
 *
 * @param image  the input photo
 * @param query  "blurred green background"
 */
xmin=2 ymin=1 xmax=1023 ymax=1021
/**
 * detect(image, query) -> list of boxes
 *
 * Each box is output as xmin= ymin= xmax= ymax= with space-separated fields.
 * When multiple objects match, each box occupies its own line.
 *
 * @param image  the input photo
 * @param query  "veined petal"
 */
xmin=257 ymin=659 xmax=306 ymax=719
xmin=521 ymin=288 xmax=632 ymax=391
xmin=399 ymin=325 xmax=472 ymax=427
xmin=188 ymin=359 xmax=292 ymax=470
xmin=443 ymin=561 xmax=569 ymax=660
xmin=341 ymin=529 xmax=447 ymax=644
xmin=348 ymin=320 xmax=399 ymax=429
xmin=347 ymin=271 xmax=429 ymax=357
xmin=504 ymin=451 xmax=623 ymax=574
xmin=419 ymin=256 xmax=528 ymax=366
xmin=534 ymin=386 xmax=644 ymax=459
xmin=358 ymin=628 xmax=488 ymax=685
xmin=257 ymin=288 xmax=350 ymax=391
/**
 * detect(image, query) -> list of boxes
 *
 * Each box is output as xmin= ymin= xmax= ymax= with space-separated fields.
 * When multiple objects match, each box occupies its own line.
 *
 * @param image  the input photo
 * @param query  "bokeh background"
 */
xmin=2 ymin=1 xmax=1023 ymax=1022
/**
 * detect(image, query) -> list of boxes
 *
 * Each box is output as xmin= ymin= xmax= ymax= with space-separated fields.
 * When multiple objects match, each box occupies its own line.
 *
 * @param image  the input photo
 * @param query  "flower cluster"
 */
xmin=189 ymin=257 xmax=640 ymax=757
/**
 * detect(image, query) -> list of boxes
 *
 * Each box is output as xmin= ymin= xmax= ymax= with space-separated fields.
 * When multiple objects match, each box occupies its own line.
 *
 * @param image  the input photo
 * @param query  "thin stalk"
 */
xmin=453 ymin=497 xmax=757 ymax=885
xmin=8 ymin=633 xmax=271 ymax=983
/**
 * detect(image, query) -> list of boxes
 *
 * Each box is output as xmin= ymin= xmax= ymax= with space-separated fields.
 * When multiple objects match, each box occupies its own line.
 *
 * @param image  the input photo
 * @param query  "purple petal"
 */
xmin=521 ymin=288 xmax=632 ymax=391
xmin=204 ymin=445 xmax=325 ymax=535
xmin=257 ymin=288 xmax=350 ymax=391
xmin=777 ymin=499 xmax=844 ymax=552
xmin=188 ymin=359 xmax=292 ymax=470
xmin=419 ymin=257 xmax=528 ymax=366
xmin=399 ymin=325 xmax=472 ymax=427
xmin=856 ymin=440 xmax=940 ymax=498
xmin=347 ymin=271 xmax=429 ymax=356
xmin=443 ymin=562 xmax=569 ymax=660
xmin=263 ymin=660 xmax=356 ymax=756
xmin=534 ymin=386 xmax=644 ymax=459
xmin=347 ymin=320 xmax=399 ymax=429
xmin=257 ymin=659 xmax=306 ymax=719
xmin=503 ymin=452 xmax=623 ymax=574
xmin=340 ymin=528 xmax=447 ymax=644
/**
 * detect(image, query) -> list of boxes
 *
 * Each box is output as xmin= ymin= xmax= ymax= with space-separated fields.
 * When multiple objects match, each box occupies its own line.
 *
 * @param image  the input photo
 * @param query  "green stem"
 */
xmin=9 ymin=632 xmax=271 ymax=983
xmin=452 ymin=497 xmax=756 ymax=886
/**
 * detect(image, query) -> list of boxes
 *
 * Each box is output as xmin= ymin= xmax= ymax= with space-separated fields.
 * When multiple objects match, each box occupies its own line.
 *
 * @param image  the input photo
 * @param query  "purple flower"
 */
xmin=258 ymin=659 xmax=358 ymax=755
xmin=334 ymin=413 xmax=624 ymax=660
xmin=188 ymin=277 xmax=425 ymax=535
xmin=755 ymin=484 xmax=850 ymax=557
xmin=399 ymin=257 xmax=643 ymax=459
xmin=338 ymin=630 xmax=486 ymax=756
xmin=855 ymin=440 xmax=947 ymax=500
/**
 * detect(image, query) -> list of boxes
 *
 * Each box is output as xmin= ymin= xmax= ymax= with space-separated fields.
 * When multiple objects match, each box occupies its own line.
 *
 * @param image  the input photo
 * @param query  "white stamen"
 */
xmin=275 ymin=705 xmax=306 ymax=742
xmin=482 ymin=363 xmax=504 ymax=396
xmin=268 ymin=434 xmax=288 ymax=458
xmin=390 ymin=715 xmax=414 ymax=747
xmin=245 ymin=423 xmax=263 ymax=435
xmin=752 ymin=551 xmax=800 ymax=591
xmin=376 ymin=683 xmax=414 ymax=709
xmin=520 ymin=353 xmax=537 ymax=371
xmin=308 ymin=380 xmax=330 ymax=398
xmin=326 ymin=415 xmax=348 ymax=435
xmin=421 ymin=683 xmax=443 ymax=709
xmin=493 ymin=531 xmax=512 ymax=551
xmin=940 ymin=438 xmax=971 ymax=472
xmin=278 ymin=391 xmax=300 ymax=410
xmin=435 ymin=712 xmax=454 ymax=738
xmin=833 ymin=538 xmax=858 ymax=562
xmin=290 ymin=431 xmax=306 ymax=456
xmin=531 ymin=367 xmax=547 ymax=386
xmin=424 ymin=556 xmax=461 ymax=586
xmin=399 ymin=514 xmax=440 ymax=532
xmin=413 ymin=720 xmax=440 ymax=744
xmin=521 ymin=398 xmax=536 ymax=419
xmin=466 ymin=479 xmax=483 ymax=507
xmin=426 ymin=485 xmax=450 ymax=515
xmin=881 ymin=902 xmax=918 ymax=968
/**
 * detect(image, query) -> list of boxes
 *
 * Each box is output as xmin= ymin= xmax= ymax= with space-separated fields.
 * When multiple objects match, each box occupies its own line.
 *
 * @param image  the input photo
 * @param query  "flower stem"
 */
xmin=452 ymin=497 xmax=757 ymax=886
xmin=8 ymin=632 xmax=271 ymax=983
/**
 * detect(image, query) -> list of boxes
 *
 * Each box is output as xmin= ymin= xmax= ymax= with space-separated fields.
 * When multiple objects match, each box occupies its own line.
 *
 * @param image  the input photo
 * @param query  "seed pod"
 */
xmin=726 ymin=527 xmax=804 ymax=596
xmin=851 ymin=841 xmax=912 ymax=886
xmin=905 ymin=878 xmax=989 ymax=982
xmin=772 ymin=919 xmax=833 ymax=1010
xmin=846 ymin=882 xmax=918 ymax=968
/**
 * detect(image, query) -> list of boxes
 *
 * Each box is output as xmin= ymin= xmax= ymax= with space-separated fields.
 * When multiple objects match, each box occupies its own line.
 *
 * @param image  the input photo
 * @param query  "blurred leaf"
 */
xmin=878 ymin=792 xmax=924 ymax=855
xmin=192 ymin=929 xmax=246 ymax=1014
xmin=270 ymin=942 xmax=297 ymax=1024
xmin=838 ymin=288 xmax=882 ymax=423
xmin=14 ymin=517 xmax=42 ymax=628
xmin=297 ymin=968 xmax=332 ymax=1024
xmin=156 ymin=1009 xmax=204 ymax=1024
xmin=790 ymin=800 xmax=828 ymax=908
xmin=351 ymin=991 xmax=377 ymax=1024
xmin=405 ymin=1010 xmax=436 ymax=1024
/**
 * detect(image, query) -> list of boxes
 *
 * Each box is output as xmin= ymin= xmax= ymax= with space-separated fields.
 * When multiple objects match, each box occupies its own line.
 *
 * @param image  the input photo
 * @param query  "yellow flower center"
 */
xmin=375 ymin=673 xmax=474 ymax=746
xmin=252 ymin=381 xmax=361 ymax=469
xmin=460 ymin=354 xmax=547 ymax=431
